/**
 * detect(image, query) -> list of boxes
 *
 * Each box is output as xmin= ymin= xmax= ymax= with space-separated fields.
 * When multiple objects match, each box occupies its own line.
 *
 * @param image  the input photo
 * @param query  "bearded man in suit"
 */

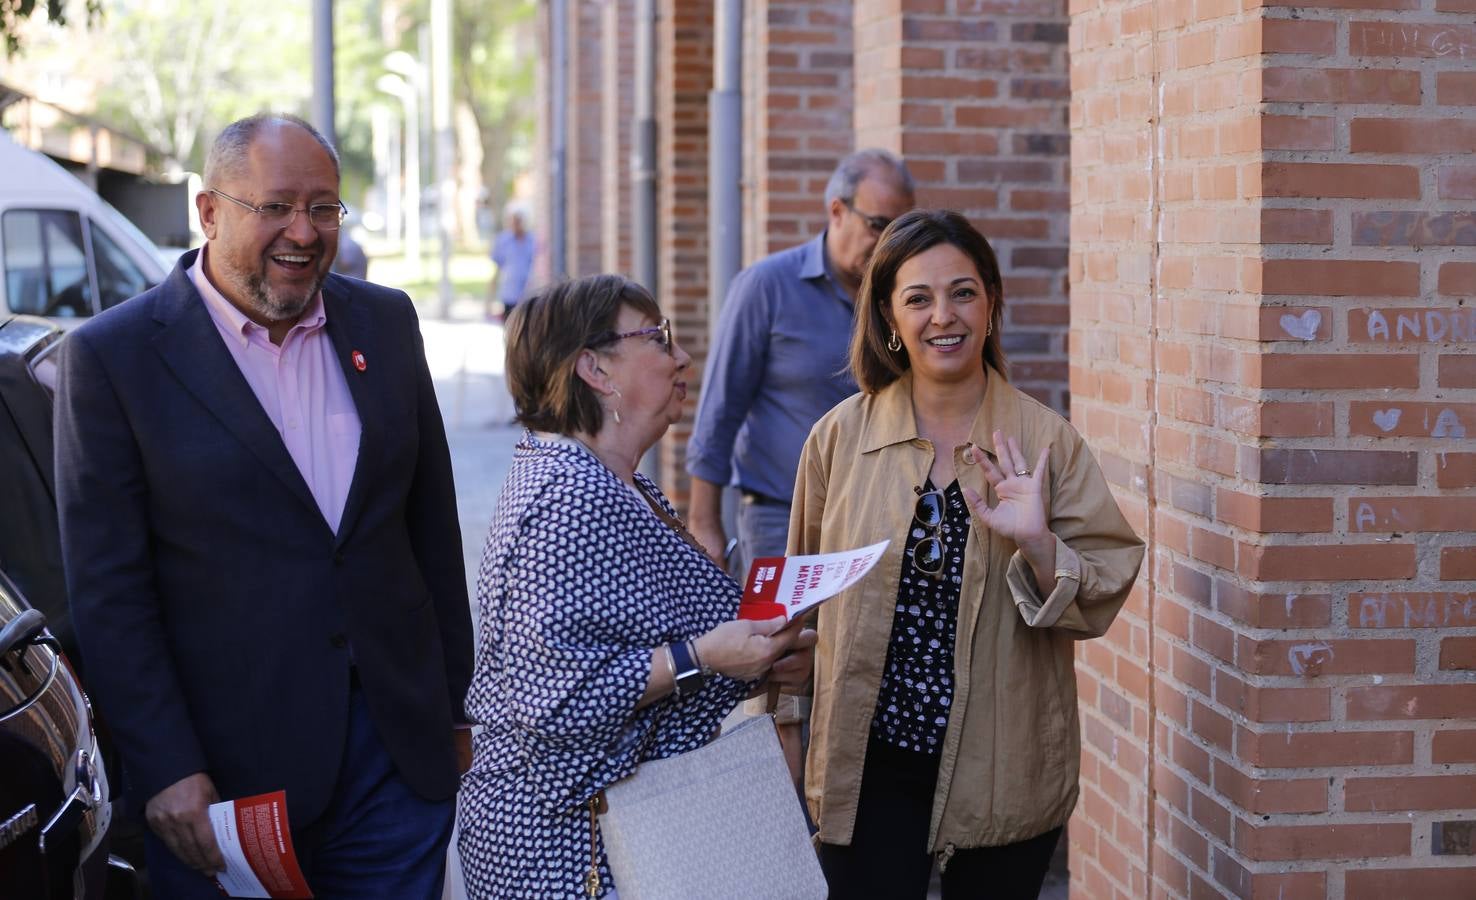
xmin=54 ymin=113 xmax=472 ymax=899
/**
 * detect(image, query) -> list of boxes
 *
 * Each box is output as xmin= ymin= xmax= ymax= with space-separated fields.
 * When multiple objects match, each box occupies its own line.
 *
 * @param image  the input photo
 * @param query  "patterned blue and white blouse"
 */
xmin=457 ymin=432 xmax=748 ymax=899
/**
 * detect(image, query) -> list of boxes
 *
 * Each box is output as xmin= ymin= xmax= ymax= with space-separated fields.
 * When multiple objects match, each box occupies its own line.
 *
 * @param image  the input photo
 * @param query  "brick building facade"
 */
xmin=534 ymin=1 xmax=1474 ymax=896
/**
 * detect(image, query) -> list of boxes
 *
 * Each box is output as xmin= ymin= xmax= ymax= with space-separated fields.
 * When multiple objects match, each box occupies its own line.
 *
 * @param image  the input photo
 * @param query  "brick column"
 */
xmin=745 ymin=1 xmax=854 ymax=260
xmin=600 ymin=0 xmax=635 ymax=275
xmin=852 ymin=0 xmax=1072 ymax=413
xmin=1072 ymin=0 xmax=1476 ymax=895
xmin=655 ymin=0 xmax=714 ymax=510
xmin=566 ymin=0 xmax=604 ymax=277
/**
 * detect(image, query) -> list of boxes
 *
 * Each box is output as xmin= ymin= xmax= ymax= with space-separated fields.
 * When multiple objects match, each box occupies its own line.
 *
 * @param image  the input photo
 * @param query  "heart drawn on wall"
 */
xmin=1371 ymin=408 xmax=1402 ymax=432
xmin=1279 ymin=309 xmax=1322 ymax=341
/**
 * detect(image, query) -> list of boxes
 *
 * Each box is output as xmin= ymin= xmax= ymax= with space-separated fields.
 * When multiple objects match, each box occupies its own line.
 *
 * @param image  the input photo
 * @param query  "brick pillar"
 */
xmin=566 ymin=0 xmax=604 ymax=277
xmin=745 ymin=1 xmax=854 ymax=260
xmin=1072 ymin=0 xmax=1476 ymax=895
xmin=600 ymin=0 xmax=635 ymax=276
xmin=852 ymin=0 xmax=1072 ymax=413
xmin=655 ymin=0 xmax=714 ymax=510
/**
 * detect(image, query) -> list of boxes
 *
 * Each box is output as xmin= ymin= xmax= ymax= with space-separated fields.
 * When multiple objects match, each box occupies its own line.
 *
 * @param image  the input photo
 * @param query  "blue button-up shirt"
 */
xmin=687 ymin=232 xmax=859 ymax=503
xmin=491 ymin=230 xmax=536 ymax=303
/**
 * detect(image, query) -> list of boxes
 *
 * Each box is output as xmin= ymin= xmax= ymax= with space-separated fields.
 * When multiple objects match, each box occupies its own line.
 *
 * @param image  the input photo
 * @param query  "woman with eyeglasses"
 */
xmin=456 ymin=274 xmax=816 ymax=898
xmin=789 ymin=210 xmax=1145 ymax=899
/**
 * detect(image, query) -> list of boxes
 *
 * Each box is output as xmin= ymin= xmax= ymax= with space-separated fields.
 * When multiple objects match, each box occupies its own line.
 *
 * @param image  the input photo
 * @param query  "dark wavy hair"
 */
xmin=848 ymin=209 xmax=1007 ymax=394
xmin=504 ymin=274 xmax=661 ymax=435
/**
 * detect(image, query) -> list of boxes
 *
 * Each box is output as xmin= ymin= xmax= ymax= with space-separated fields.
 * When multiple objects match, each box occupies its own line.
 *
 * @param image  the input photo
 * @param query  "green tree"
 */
xmin=453 ymin=0 xmax=536 ymax=216
xmin=12 ymin=0 xmax=311 ymax=175
xmin=1 ymin=0 xmax=101 ymax=56
xmin=387 ymin=0 xmax=536 ymax=216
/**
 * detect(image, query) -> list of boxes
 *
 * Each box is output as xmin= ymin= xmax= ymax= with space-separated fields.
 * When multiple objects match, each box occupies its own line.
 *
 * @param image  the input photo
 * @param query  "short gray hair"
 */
xmin=824 ymin=148 xmax=915 ymax=207
xmin=203 ymin=113 xmax=340 ymax=188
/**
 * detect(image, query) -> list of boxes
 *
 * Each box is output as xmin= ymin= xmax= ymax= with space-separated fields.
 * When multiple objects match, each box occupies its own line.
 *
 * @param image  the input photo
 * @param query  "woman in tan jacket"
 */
xmin=795 ymin=210 xmax=1145 ymax=898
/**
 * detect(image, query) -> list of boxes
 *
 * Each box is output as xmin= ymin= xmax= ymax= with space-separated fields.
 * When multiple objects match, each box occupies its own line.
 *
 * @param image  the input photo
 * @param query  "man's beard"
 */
xmin=241 ymin=267 xmax=325 ymax=323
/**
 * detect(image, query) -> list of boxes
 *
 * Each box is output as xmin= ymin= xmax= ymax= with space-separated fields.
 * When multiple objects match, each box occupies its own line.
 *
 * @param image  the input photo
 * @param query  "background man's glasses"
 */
xmin=586 ymin=317 xmax=674 ymax=356
xmin=843 ymin=197 xmax=893 ymax=235
xmin=910 ymin=485 xmax=945 ymax=578
xmin=209 ymin=189 xmax=348 ymax=231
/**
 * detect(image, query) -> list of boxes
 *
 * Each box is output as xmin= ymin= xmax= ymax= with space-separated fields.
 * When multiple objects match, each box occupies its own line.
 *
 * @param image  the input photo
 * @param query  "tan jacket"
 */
xmin=791 ymin=368 xmax=1144 ymax=856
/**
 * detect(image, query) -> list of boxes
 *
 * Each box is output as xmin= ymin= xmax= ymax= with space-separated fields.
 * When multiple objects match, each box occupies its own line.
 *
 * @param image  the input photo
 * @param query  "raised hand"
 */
xmin=961 ymin=430 xmax=1051 ymax=552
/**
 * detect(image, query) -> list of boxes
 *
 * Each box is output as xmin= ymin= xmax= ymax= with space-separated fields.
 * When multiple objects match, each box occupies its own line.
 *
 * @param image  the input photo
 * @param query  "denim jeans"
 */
xmin=731 ymin=496 xmax=792 ymax=582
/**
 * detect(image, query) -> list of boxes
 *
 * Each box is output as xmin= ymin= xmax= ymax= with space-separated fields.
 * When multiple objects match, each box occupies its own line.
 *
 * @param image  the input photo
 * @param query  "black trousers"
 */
xmin=820 ymin=739 xmax=1062 ymax=900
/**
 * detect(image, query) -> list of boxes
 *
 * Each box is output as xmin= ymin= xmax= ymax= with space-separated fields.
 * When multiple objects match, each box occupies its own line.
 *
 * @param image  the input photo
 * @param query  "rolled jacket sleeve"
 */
xmin=1004 ymin=429 xmax=1145 ymax=638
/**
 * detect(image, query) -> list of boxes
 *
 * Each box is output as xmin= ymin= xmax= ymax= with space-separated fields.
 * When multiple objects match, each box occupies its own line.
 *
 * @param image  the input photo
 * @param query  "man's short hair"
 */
xmin=824 ymin=148 xmax=915 ymax=207
xmin=203 ymin=113 xmax=341 ymax=188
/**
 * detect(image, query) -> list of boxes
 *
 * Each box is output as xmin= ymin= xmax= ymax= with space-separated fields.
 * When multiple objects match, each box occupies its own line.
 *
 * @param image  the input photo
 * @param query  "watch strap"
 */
xmin=669 ymin=639 xmax=704 ymax=698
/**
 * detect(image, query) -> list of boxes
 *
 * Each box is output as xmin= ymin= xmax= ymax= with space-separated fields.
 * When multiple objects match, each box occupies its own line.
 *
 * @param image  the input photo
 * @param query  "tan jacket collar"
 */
xmin=858 ymin=365 xmax=1023 ymax=458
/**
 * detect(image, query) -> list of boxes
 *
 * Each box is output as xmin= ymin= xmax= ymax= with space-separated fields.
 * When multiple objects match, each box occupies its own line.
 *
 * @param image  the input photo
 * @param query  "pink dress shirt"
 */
xmin=190 ymin=249 xmax=361 ymax=534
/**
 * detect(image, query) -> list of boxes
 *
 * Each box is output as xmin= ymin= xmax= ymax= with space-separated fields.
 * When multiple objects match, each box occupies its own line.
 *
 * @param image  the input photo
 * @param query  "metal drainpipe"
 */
xmin=633 ymin=0 xmax=658 ymax=297
xmin=708 ymin=0 xmax=742 ymax=339
xmin=635 ymin=0 xmax=661 ymax=483
xmin=549 ymin=0 xmax=569 ymax=279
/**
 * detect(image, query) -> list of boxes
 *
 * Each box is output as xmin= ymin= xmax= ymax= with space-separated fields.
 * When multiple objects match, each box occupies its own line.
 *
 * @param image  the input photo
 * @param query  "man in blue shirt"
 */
xmin=488 ymin=208 xmax=536 ymax=317
xmin=687 ymin=149 xmax=915 ymax=573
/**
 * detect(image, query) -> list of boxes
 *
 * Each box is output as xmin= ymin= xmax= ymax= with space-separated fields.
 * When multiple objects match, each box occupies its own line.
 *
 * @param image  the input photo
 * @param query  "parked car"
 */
xmin=0 ymin=314 xmax=69 ymax=661
xmin=0 ymin=568 xmax=133 ymax=899
xmin=0 ymin=131 xmax=168 ymax=325
xmin=0 ymin=314 xmax=140 ymax=899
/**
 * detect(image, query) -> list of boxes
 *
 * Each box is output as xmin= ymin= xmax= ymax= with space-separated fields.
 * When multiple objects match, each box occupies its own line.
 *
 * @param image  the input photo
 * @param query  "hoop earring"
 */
xmin=609 ymin=386 xmax=623 ymax=426
xmin=887 ymin=330 xmax=902 ymax=353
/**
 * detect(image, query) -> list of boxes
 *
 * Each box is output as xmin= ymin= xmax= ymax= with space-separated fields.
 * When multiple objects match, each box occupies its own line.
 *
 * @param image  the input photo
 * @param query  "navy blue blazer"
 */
xmin=54 ymin=251 xmax=472 ymax=826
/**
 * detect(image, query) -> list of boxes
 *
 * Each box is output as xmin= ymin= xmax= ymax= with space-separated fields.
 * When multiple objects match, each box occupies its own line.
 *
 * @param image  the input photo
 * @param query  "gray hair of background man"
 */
xmin=203 ymin=113 xmax=341 ymax=188
xmin=823 ymin=148 xmax=915 ymax=207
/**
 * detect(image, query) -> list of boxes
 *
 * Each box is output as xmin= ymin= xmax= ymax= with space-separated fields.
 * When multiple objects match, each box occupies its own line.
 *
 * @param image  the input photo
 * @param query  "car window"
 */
xmin=90 ymin=221 xmax=151 ymax=310
xmin=2 ymin=209 xmax=92 ymax=318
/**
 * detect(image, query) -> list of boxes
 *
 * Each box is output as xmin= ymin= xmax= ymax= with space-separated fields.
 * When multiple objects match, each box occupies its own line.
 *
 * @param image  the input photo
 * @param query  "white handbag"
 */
xmin=592 ymin=713 xmax=827 ymax=900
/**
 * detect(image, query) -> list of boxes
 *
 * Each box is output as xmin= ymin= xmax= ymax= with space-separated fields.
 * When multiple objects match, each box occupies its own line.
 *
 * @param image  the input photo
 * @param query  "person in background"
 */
xmin=54 ymin=114 xmax=472 ymax=899
xmin=488 ymin=207 xmax=535 ymax=319
xmin=791 ymin=209 xmax=1145 ymax=899
xmin=457 ymin=274 xmax=816 ymax=897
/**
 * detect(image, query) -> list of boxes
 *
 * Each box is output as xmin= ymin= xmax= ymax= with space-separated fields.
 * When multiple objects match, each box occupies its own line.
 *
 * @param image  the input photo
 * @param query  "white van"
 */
xmin=0 ymin=130 xmax=169 ymax=324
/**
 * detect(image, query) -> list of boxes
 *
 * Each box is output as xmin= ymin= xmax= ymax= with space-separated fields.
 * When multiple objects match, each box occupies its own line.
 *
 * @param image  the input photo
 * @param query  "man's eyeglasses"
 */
xmin=209 ymin=189 xmax=348 ymax=231
xmin=843 ymin=197 xmax=893 ymax=235
xmin=909 ymin=485 xmax=946 ymax=579
xmin=586 ymin=317 xmax=674 ymax=356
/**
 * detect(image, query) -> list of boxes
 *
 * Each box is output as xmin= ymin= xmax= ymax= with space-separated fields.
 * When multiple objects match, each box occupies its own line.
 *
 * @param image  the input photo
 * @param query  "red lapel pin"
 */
xmin=352 ymin=350 xmax=367 ymax=372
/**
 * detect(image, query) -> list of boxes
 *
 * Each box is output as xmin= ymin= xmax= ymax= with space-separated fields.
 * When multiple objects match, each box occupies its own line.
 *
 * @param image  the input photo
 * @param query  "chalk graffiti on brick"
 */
xmin=1361 ymin=308 xmax=1475 ymax=343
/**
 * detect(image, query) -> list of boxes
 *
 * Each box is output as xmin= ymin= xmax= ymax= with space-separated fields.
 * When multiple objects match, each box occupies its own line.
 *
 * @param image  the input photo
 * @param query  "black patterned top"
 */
xmin=458 ymin=432 xmax=748 ymax=898
xmin=871 ymin=479 xmax=969 ymax=755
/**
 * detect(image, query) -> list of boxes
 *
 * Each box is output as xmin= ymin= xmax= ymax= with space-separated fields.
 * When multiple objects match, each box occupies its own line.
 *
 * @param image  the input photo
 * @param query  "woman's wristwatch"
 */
xmin=668 ymin=640 xmax=706 ymax=699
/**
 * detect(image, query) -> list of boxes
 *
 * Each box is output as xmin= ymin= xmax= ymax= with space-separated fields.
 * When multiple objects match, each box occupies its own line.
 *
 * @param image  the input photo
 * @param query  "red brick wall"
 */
xmin=1072 ymin=0 xmax=1476 ymax=894
xmin=600 ymin=0 xmax=634 ymax=276
xmin=746 ymin=0 xmax=854 ymax=260
xmin=853 ymin=0 xmax=1072 ymax=414
xmin=655 ymin=0 xmax=715 ymax=510
xmin=566 ymin=0 xmax=604 ymax=277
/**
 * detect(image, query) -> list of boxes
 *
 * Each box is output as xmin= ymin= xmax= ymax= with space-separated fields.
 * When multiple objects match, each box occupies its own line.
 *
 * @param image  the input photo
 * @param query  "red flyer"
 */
xmin=207 ymin=790 xmax=312 ymax=899
xmin=738 ymin=540 xmax=891 ymax=622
